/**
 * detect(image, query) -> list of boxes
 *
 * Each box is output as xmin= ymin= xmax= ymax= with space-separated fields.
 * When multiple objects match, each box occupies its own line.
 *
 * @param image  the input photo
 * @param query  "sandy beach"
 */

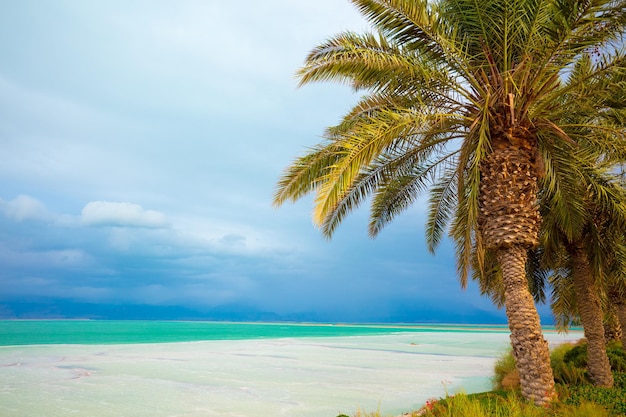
xmin=0 ymin=330 xmax=583 ymax=417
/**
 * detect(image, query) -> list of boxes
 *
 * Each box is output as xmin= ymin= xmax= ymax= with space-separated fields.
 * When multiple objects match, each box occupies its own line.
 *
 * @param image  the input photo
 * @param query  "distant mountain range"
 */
xmin=0 ymin=296 xmax=533 ymax=325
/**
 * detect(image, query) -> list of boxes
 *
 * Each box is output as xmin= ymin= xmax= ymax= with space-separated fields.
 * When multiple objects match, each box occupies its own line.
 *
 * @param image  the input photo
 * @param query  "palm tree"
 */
xmin=274 ymin=0 xmax=626 ymax=405
xmin=537 ymin=55 xmax=626 ymax=386
xmin=550 ymin=232 xmax=626 ymax=352
xmin=532 ymin=36 xmax=626 ymax=387
xmin=549 ymin=231 xmax=626 ymax=384
xmin=609 ymin=286 xmax=626 ymax=347
xmin=544 ymin=206 xmax=621 ymax=387
xmin=613 ymin=163 xmax=626 ymax=347
xmin=549 ymin=216 xmax=626 ymax=354
xmin=473 ymin=164 xmax=626 ymax=387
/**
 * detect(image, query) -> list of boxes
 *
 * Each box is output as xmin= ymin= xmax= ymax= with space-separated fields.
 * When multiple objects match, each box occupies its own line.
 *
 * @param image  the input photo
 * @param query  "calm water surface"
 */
xmin=0 ymin=320 xmax=511 ymax=345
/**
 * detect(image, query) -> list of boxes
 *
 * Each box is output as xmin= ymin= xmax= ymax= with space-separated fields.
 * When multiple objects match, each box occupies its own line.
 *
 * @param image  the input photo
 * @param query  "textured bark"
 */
xmin=478 ymin=142 xmax=540 ymax=250
xmin=608 ymin=287 xmax=626 ymax=347
xmin=570 ymin=245 xmax=613 ymax=387
xmin=479 ymin=140 xmax=554 ymax=405
xmin=616 ymin=300 xmax=626 ymax=348
xmin=571 ymin=244 xmax=614 ymax=387
xmin=499 ymin=246 xmax=556 ymax=405
xmin=604 ymin=306 xmax=622 ymax=344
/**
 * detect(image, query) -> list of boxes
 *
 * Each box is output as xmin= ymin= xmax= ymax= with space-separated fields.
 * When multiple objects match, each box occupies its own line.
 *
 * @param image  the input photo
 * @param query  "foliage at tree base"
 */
xmin=560 ymin=372 xmax=626 ymax=416
xmin=415 ymin=391 xmax=615 ymax=417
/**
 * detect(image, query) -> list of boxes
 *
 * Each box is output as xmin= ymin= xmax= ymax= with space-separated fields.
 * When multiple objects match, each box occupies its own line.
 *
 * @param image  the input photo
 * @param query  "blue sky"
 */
xmin=0 ymin=0 xmax=551 ymax=323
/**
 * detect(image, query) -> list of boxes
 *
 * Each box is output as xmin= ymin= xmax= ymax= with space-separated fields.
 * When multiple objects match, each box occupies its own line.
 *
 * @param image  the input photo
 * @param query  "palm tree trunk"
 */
xmin=604 ymin=302 xmax=622 ymax=344
xmin=615 ymin=298 xmax=626 ymax=348
xmin=498 ymin=246 xmax=555 ymax=406
xmin=604 ymin=309 xmax=622 ymax=344
xmin=479 ymin=141 xmax=555 ymax=405
xmin=608 ymin=285 xmax=626 ymax=347
xmin=571 ymin=243 xmax=614 ymax=387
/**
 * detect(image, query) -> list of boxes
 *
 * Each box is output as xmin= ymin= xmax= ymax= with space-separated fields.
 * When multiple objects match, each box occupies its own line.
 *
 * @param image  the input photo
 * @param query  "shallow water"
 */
xmin=0 ymin=329 xmax=582 ymax=417
xmin=0 ymin=320 xmax=512 ymax=346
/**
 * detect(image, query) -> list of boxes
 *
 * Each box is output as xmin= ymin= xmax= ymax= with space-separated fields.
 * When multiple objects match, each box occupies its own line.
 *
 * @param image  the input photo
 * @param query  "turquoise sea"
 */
xmin=0 ymin=320 xmax=510 ymax=346
xmin=0 ymin=321 xmax=582 ymax=417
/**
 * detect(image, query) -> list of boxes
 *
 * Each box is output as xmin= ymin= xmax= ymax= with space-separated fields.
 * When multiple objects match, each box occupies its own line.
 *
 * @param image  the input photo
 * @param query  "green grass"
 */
xmin=416 ymin=391 xmax=611 ymax=417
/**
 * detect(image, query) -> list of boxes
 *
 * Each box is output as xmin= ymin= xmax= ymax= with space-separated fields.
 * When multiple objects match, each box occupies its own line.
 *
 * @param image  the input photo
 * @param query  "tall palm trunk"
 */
xmin=604 ymin=307 xmax=622 ymax=344
xmin=614 ymin=295 xmax=626 ymax=348
xmin=604 ymin=293 xmax=622 ymax=345
xmin=607 ymin=285 xmax=626 ymax=347
xmin=479 ymin=139 xmax=555 ymax=405
xmin=570 ymin=243 xmax=614 ymax=386
xmin=498 ymin=246 xmax=556 ymax=405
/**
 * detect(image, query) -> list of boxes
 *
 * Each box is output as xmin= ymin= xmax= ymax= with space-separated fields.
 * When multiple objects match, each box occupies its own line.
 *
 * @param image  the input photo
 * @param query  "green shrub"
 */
xmin=550 ymin=342 xmax=589 ymax=385
xmin=551 ymin=343 xmax=576 ymax=362
xmin=554 ymin=401 xmax=610 ymax=417
xmin=491 ymin=341 xmax=596 ymax=387
xmin=418 ymin=393 xmax=524 ymax=417
xmin=493 ymin=349 xmax=519 ymax=390
xmin=557 ymin=340 xmax=626 ymax=374
xmin=607 ymin=342 xmax=626 ymax=373
xmin=562 ymin=373 xmax=626 ymax=416
xmin=614 ymin=371 xmax=626 ymax=389
xmin=563 ymin=343 xmax=588 ymax=369
xmin=552 ymin=360 xmax=589 ymax=385
xmin=416 ymin=392 xmax=614 ymax=417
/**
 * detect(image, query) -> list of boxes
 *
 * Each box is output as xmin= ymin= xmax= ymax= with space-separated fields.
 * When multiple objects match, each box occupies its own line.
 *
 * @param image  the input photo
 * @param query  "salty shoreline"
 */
xmin=0 ymin=329 xmax=583 ymax=417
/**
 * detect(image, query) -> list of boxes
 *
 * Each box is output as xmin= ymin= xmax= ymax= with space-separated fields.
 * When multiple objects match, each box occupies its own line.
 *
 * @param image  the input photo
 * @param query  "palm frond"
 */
xmin=367 ymin=148 xmax=459 ymax=237
xmin=425 ymin=164 xmax=458 ymax=253
xmin=314 ymin=107 xmax=465 ymax=232
xmin=273 ymin=143 xmax=342 ymax=206
xmin=550 ymin=266 xmax=579 ymax=332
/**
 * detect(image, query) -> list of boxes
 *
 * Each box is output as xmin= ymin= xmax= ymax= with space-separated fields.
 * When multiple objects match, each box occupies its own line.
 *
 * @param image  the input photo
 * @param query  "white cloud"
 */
xmin=81 ymin=201 xmax=168 ymax=228
xmin=167 ymin=214 xmax=301 ymax=258
xmin=0 ymin=194 xmax=49 ymax=221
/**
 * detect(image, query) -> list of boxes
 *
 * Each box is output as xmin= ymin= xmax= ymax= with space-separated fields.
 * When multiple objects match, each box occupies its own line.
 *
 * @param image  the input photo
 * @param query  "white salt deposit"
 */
xmin=0 ymin=330 xmax=582 ymax=417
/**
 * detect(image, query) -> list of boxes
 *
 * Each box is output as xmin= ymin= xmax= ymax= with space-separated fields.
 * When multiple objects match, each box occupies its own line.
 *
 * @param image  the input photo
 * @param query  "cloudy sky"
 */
xmin=0 ymin=0 xmax=552 ymax=323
